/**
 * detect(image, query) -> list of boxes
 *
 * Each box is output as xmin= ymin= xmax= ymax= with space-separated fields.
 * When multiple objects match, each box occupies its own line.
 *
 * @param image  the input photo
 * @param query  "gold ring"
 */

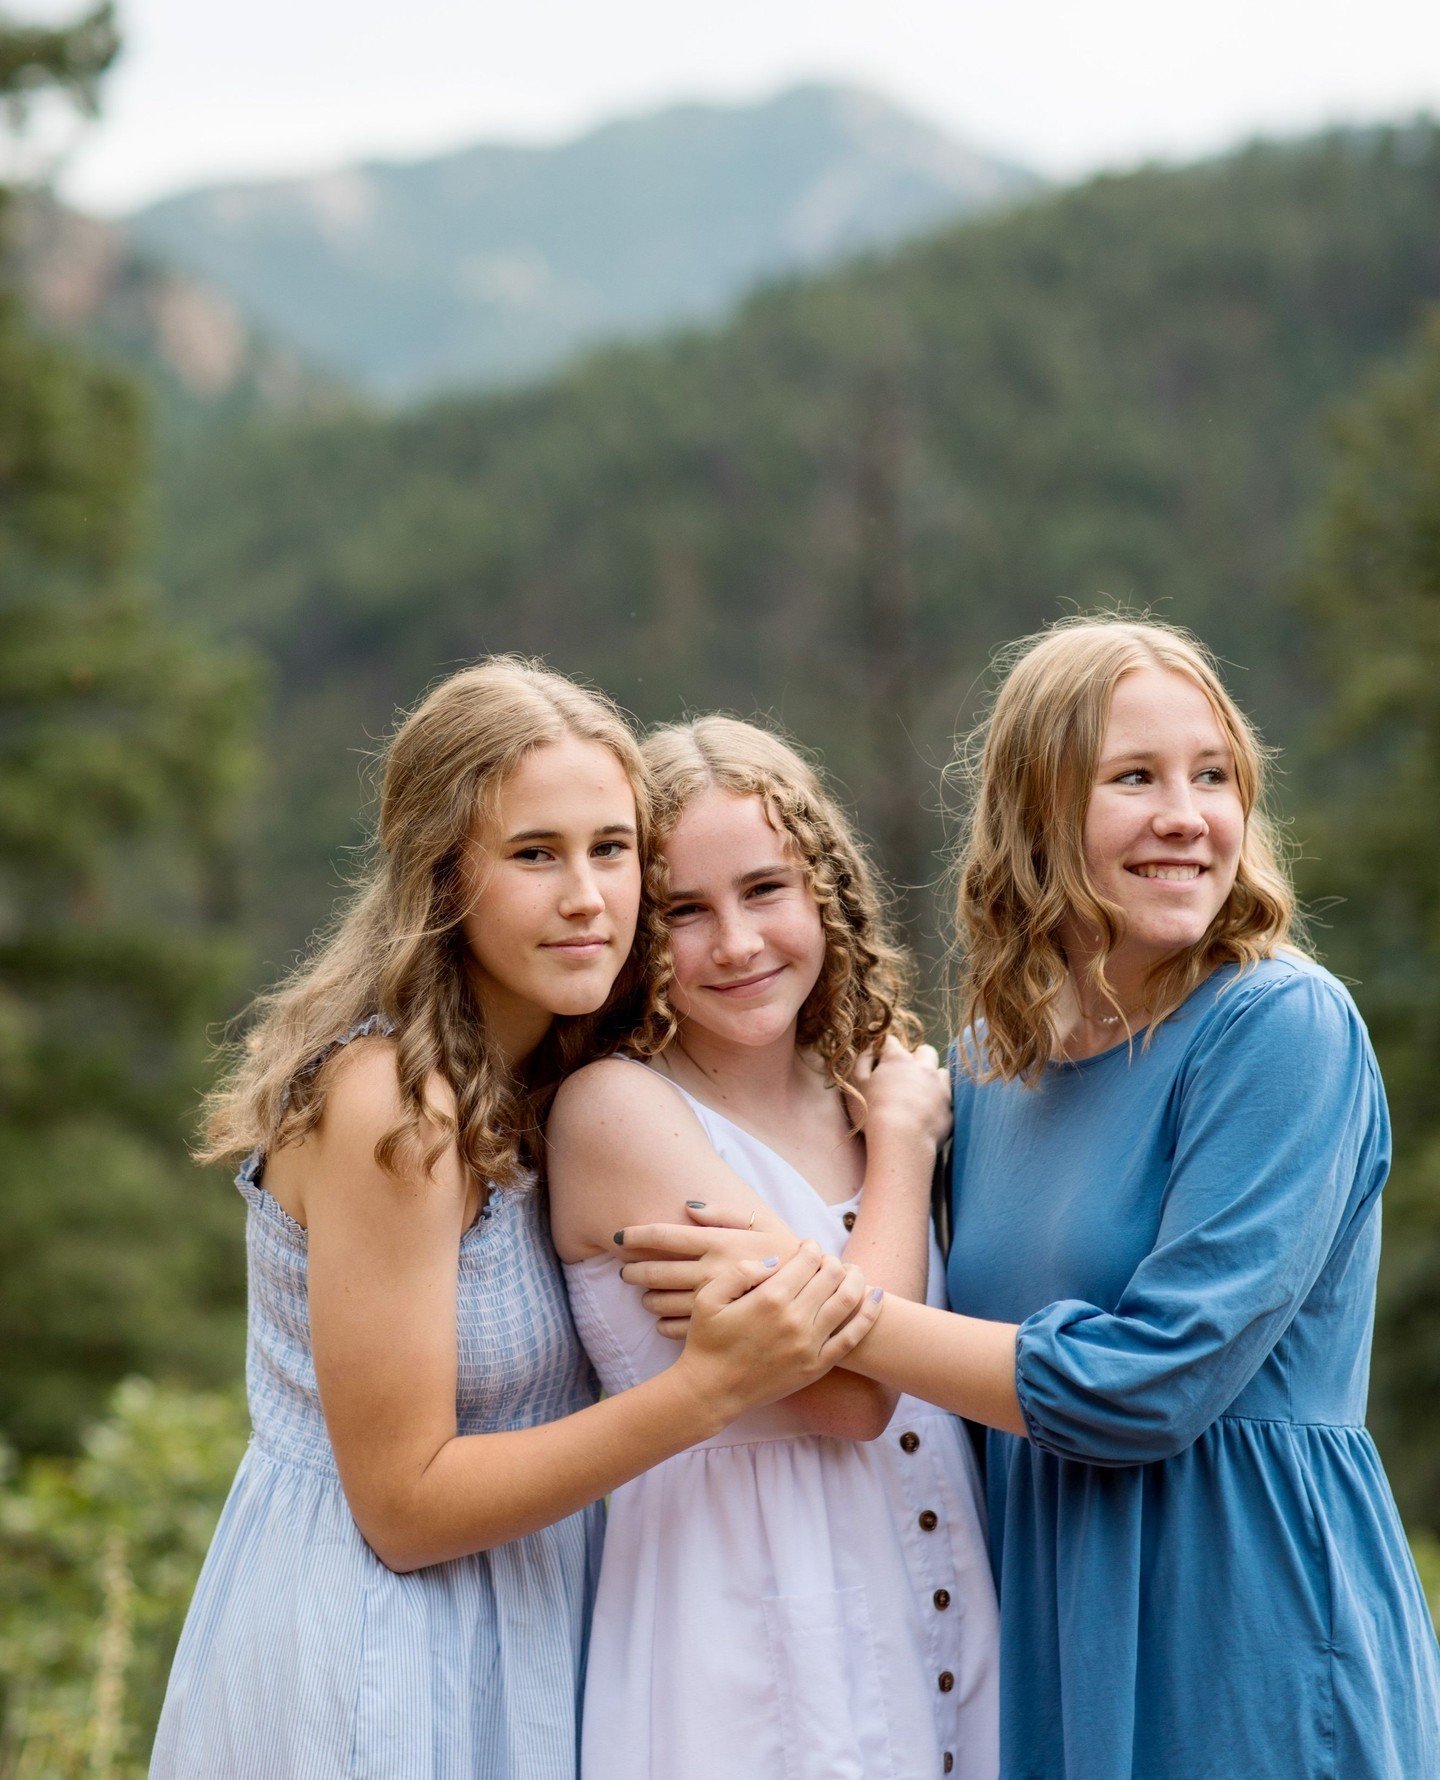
xmin=746 ymin=1211 xmax=757 ymax=1230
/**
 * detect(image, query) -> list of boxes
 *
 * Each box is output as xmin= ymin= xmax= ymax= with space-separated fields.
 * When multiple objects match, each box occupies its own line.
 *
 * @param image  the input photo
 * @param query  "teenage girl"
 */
xmin=618 ymin=621 xmax=1440 ymax=1780
xmin=548 ymin=716 xmax=1000 ymax=1780
xmin=151 ymin=661 xmax=879 ymax=1780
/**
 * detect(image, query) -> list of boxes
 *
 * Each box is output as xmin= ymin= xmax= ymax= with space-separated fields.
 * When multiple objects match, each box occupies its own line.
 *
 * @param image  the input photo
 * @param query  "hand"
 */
xmin=619 ymin=1204 xmax=803 ymax=1334
xmin=671 ymin=1240 xmax=882 ymax=1422
xmin=853 ymin=1035 xmax=951 ymax=1154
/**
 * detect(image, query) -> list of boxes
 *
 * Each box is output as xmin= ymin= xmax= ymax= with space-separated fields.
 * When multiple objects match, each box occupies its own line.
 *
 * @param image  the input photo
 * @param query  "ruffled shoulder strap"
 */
xmin=237 ymin=1012 xmax=396 ymax=1192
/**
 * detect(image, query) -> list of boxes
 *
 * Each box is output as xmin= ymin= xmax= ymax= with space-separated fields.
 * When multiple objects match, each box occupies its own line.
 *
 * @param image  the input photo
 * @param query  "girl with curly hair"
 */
xmin=152 ymin=664 xmax=880 ymax=1780
xmin=620 ymin=620 xmax=1440 ymax=1779
xmin=548 ymin=715 xmax=1000 ymax=1780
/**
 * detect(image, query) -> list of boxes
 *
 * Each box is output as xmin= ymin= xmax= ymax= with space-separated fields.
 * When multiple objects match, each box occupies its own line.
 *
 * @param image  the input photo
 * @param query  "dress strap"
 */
xmin=238 ymin=1012 xmax=396 ymax=1191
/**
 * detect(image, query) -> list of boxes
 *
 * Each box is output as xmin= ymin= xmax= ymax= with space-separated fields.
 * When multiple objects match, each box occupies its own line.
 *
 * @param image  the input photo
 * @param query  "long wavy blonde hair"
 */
xmin=625 ymin=716 xmax=921 ymax=1104
xmin=200 ymin=657 xmax=662 ymax=1188
xmin=953 ymin=616 xmax=1301 ymax=1084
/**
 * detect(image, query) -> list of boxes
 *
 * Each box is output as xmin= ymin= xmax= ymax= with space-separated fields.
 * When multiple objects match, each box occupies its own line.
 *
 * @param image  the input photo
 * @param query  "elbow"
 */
xmin=1026 ymin=1395 xmax=1211 ymax=1467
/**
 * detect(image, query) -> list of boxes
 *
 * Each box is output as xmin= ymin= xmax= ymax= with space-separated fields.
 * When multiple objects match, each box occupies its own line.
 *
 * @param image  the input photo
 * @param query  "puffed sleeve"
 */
xmin=1014 ymin=969 xmax=1389 ymax=1466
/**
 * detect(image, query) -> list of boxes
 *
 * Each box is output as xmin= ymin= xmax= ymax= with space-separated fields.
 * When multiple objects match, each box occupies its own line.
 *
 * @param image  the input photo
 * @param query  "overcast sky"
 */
xmin=21 ymin=0 xmax=1440 ymax=214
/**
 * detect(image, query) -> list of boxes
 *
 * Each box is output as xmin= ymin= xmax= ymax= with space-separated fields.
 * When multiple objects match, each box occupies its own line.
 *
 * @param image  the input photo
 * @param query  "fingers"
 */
xmin=819 ymin=1281 xmax=884 ymax=1362
xmin=620 ymin=1259 xmax=707 ymax=1291
xmin=699 ymin=1251 xmax=787 ymax=1310
xmin=657 ymin=1318 xmax=689 ymax=1341
xmin=810 ymin=1262 xmax=870 ymax=1340
xmin=683 ymin=1199 xmax=781 ymax=1236
xmin=789 ymin=1248 xmax=851 ymax=1322
xmin=640 ymin=1289 xmax=696 ymax=1317
xmin=614 ymin=1223 xmax=710 ymax=1256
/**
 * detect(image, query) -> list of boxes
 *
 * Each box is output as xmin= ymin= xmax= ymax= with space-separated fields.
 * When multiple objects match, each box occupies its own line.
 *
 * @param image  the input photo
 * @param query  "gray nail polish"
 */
xmin=761 ymin=1255 xmax=779 ymax=1268
xmin=870 ymin=1286 xmax=885 ymax=1302
xmin=686 ymin=1200 xmax=706 ymax=1209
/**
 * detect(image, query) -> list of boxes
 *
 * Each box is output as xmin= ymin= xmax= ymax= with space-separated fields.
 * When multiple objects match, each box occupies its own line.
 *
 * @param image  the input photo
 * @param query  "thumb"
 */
xmin=699 ymin=1253 xmax=780 ymax=1309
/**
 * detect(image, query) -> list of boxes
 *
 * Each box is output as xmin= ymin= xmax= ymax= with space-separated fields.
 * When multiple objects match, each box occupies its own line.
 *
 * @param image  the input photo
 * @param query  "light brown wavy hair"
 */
xmin=625 ymin=716 xmax=921 ymax=1108
xmin=953 ymin=616 xmax=1302 ymax=1085
xmin=199 ymin=657 xmax=664 ymax=1189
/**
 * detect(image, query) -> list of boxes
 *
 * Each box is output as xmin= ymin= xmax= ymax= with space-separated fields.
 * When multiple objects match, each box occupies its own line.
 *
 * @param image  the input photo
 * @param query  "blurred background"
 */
xmin=2 ymin=1 xmax=1439 ymax=1769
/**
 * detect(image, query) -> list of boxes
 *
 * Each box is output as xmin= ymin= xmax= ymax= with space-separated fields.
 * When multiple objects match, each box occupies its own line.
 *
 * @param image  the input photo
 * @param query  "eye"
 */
xmin=1196 ymin=766 xmax=1231 ymax=786
xmin=1113 ymin=769 xmax=1150 ymax=787
xmin=512 ymin=845 xmax=554 ymax=863
xmin=592 ymin=839 xmax=632 ymax=860
xmin=664 ymin=901 xmax=703 ymax=922
xmin=746 ymin=879 xmax=787 ymax=899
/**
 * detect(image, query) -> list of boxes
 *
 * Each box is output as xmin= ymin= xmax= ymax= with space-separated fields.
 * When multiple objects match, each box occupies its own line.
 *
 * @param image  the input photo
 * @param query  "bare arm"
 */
xmin=618 ymin=1217 xmax=1025 ymax=1439
xmin=548 ymin=1059 xmax=905 ymax=1439
xmin=294 ymin=1043 xmax=880 ymax=1572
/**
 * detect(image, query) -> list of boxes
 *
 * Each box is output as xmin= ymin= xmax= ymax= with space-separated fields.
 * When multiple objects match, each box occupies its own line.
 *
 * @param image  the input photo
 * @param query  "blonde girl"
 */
xmin=548 ymin=716 xmax=1000 ymax=1780
xmin=622 ymin=619 xmax=1440 ymax=1779
xmin=151 ymin=662 xmax=878 ymax=1780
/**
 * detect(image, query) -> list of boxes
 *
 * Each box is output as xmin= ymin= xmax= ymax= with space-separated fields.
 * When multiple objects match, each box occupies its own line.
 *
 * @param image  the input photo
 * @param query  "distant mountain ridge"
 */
xmin=10 ymin=193 xmax=334 ymax=419
xmin=123 ymin=83 xmax=1038 ymax=398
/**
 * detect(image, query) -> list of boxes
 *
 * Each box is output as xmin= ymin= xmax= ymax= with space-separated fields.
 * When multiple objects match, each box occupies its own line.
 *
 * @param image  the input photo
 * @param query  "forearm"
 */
xmin=842 ymin=1131 xmax=934 ymax=1303
xmin=843 ymin=1294 xmax=1026 ymax=1436
xmin=361 ymin=1363 xmax=727 ymax=1571
xmin=785 ymin=1137 xmax=933 ymax=1438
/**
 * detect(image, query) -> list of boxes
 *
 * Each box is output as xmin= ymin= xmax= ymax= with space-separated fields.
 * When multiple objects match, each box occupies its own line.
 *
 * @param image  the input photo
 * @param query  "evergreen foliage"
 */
xmin=1298 ymin=315 xmax=1440 ymax=1521
xmin=0 ymin=6 xmax=251 ymax=1454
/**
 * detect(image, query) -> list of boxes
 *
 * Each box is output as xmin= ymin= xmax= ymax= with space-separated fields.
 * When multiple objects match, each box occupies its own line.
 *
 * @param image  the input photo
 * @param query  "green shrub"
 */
xmin=0 ymin=1377 xmax=246 ymax=1778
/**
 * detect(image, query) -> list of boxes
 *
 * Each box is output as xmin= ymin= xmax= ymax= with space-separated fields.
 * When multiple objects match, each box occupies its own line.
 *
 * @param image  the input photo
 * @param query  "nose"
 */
xmin=1152 ymin=778 xmax=1208 ymax=841
xmin=557 ymin=861 xmax=606 ymax=920
xmin=711 ymin=904 xmax=763 ymax=968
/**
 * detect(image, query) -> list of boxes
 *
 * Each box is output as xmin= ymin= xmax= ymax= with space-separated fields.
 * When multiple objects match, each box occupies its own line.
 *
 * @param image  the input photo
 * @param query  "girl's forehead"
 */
xmin=665 ymin=789 xmax=789 ymax=863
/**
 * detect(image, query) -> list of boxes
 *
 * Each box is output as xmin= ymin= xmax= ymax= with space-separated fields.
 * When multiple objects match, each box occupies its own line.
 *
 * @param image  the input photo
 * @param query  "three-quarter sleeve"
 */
xmin=1015 ymin=971 xmax=1389 ymax=1466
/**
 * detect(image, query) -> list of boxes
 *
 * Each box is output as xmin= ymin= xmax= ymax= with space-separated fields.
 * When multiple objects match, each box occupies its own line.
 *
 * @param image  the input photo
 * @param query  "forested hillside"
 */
xmin=159 ymin=120 xmax=1440 ymax=966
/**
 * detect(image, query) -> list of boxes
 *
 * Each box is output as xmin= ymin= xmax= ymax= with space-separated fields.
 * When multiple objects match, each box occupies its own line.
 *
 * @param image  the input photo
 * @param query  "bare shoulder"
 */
xmin=548 ymin=1056 xmax=704 ymax=1160
xmin=270 ymin=1036 xmax=467 ymax=1233
xmin=547 ymin=1057 xmax=731 ymax=1260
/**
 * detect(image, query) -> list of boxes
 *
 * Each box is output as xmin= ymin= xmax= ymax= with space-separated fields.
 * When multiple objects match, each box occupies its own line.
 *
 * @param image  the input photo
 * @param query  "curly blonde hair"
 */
xmin=199 ymin=657 xmax=665 ymax=1189
xmin=625 ymin=716 xmax=921 ymax=1103
xmin=953 ymin=616 xmax=1301 ymax=1084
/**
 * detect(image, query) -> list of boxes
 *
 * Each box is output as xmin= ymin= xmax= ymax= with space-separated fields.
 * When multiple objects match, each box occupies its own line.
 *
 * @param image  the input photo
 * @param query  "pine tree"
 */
xmin=1299 ymin=312 xmax=1440 ymax=1530
xmin=0 ymin=6 xmax=252 ymax=1451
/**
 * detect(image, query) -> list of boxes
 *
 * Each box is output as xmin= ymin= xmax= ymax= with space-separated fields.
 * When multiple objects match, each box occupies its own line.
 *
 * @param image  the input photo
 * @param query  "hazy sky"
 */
xmin=22 ymin=0 xmax=1440 ymax=213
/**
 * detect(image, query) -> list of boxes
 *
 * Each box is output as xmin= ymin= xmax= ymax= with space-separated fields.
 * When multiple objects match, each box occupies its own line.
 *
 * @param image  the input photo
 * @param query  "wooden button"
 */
xmin=918 ymin=1509 xmax=939 ymax=1532
xmin=933 ymin=1588 xmax=951 ymax=1610
xmin=938 ymin=1671 xmax=955 ymax=1693
xmin=899 ymin=1430 xmax=920 ymax=1453
xmin=944 ymin=1756 xmax=954 ymax=1773
xmin=842 ymin=1210 xmax=857 ymax=1231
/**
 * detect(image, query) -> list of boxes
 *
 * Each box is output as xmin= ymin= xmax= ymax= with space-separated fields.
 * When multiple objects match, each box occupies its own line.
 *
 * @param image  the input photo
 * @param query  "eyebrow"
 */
xmin=504 ymin=822 xmax=637 ymax=845
xmin=1098 ymin=745 xmax=1233 ymax=768
xmin=664 ymin=863 xmax=795 ymax=903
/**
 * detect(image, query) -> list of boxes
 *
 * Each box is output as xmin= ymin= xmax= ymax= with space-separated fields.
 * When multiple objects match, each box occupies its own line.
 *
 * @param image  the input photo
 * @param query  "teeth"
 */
xmin=1131 ymin=864 xmax=1201 ymax=881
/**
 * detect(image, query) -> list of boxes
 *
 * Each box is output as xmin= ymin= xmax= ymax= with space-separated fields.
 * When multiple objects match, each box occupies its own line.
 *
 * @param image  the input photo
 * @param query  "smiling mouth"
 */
xmin=704 ymin=966 xmax=784 ymax=996
xmin=544 ymin=936 xmax=609 ymax=952
xmin=1127 ymin=864 xmax=1206 ymax=881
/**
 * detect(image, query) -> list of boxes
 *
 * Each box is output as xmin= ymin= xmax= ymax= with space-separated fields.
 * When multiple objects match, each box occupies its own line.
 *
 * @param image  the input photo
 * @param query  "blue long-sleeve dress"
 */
xmin=947 ymin=955 xmax=1440 ymax=1779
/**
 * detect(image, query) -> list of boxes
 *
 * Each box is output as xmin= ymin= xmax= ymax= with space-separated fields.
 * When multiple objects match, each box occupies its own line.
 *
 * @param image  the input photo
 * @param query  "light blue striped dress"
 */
xmin=151 ymin=1019 xmax=604 ymax=1779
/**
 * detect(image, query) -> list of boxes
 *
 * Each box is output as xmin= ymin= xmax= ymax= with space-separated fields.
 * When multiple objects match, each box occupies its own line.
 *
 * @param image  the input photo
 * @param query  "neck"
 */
xmin=470 ymin=974 xmax=553 ymax=1075
xmin=664 ymin=1020 xmax=812 ymax=1114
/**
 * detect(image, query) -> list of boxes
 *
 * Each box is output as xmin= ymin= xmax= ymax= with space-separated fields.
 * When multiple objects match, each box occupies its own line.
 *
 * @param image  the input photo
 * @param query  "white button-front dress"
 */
xmin=563 ymin=1066 xmax=999 ymax=1780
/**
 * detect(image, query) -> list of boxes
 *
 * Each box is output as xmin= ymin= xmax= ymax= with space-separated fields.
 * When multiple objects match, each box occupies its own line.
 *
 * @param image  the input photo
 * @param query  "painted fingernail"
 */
xmin=686 ymin=1200 xmax=706 ymax=1209
xmin=870 ymin=1287 xmax=885 ymax=1303
xmin=761 ymin=1255 xmax=780 ymax=1268
xmin=613 ymin=1230 xmax=625 ymax=1246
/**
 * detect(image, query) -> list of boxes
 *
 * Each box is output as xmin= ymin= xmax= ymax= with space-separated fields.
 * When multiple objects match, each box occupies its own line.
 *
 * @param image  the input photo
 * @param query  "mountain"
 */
xmin=154 ymin=119 xmax=1440 ymax=960
xmin=9 ymin=192 xmax=332 ymax=419
xmin=123 ymin=83 xmax=1037 ymax=399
